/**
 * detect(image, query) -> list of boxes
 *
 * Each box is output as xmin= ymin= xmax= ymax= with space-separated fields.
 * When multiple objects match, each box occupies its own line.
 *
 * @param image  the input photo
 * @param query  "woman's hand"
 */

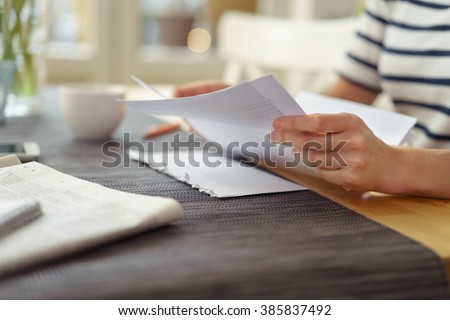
xmin=173 ymin=80 xmax=230 ymax=98
xmin=270 ymin=113 xmax=402 ymax=193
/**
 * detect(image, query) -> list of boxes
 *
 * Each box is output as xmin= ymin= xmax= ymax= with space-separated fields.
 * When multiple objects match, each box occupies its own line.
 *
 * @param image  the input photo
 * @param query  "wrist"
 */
xmin=375 ymin=146 xmax=413 ymax=195
xmin=377 ymin=147 xmax=449 ymax=198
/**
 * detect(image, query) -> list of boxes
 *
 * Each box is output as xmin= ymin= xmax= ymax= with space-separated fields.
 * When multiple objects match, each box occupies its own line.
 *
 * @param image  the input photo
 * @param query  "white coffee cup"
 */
xmin=59 ymin=83 xmax=126 ymax=140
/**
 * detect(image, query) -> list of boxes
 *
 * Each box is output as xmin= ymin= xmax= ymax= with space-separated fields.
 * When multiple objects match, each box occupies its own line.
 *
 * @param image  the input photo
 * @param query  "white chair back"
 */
xmin=217 ymin=11 xmax=356 ymax=92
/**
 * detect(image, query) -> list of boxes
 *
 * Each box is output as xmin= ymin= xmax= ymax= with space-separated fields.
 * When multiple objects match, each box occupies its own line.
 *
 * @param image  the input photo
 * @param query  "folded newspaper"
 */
xmin=0 ymin=157 xmax=183 ymax=276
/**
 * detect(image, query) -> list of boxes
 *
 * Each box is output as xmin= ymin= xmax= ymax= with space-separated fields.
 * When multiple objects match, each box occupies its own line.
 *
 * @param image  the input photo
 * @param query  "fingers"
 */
xmin=271 ymin=129 xmax=349 ymax=155
xmin=173 ymin=81 xmax=230 ymax=98
xmin=141 ymin=122 xmax=180 ymax=139
xmin=303 ymin=149 xmax=348 ymax=170
xmin=270 ymin=130 xmax=342 ymax=152
xmin=270 ymin=113 xmax=390 ymax=193
xmin=273 ymin=113 xmax=365 ymax=134
xmin=270 ymin=113 xmax=364 ymax=170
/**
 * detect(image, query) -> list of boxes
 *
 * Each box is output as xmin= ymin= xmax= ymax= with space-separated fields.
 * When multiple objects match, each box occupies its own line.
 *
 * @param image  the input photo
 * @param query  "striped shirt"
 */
xmin=340 ymin=0 xmax=450 ymax=149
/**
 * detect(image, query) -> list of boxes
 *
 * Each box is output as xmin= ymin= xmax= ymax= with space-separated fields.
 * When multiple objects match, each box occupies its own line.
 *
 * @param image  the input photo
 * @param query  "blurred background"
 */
xmin=46 ymin=0 xmax=364 ymax=92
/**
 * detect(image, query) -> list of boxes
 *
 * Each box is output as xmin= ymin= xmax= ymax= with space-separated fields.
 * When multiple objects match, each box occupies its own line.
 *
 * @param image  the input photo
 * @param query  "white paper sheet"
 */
xmin=295 ymin=92 xmax=417 ymax=145
xmin=129 ymin=149 xmax=307 ymax=198
xmin=123 ymin=75 xmax=304 ymax=129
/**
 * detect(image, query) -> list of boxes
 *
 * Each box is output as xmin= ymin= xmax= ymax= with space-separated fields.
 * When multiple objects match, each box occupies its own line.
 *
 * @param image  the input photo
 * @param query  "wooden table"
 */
xmin=269 ymin=165 xmax=450 ymax=276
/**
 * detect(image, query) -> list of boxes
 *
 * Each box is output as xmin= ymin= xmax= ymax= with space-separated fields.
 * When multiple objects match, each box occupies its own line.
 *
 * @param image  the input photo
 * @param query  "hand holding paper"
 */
xmin=123 ymin=75 xmax=417 ymax=197
xmin=124 ymin=75 xmax=416 ymax=146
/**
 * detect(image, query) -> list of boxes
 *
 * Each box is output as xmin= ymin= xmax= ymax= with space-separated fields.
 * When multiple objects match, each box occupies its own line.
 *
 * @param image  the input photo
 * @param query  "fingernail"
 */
xmin=273 ymin=119 xmax=282 ymax=129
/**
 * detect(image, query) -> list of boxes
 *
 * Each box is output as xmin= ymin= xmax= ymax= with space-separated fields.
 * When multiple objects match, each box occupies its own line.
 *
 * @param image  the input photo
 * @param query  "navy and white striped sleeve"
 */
xmin=339 ymin=0 xmax=390 ymax=91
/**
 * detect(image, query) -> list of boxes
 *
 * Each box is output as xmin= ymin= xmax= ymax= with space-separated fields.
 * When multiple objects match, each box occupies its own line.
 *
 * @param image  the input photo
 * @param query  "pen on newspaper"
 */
xmin=141 ymin=122 xmax=181 ymax=139
xmin=0 ymin=199 xmax=42 ymax=238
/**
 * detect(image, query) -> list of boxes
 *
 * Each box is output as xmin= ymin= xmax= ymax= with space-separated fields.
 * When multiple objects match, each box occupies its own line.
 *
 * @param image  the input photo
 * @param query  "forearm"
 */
xmin=381 ymin=147 xmax=450 ymax=198
xmin=326 ymin=77 xmax=379 ymax=105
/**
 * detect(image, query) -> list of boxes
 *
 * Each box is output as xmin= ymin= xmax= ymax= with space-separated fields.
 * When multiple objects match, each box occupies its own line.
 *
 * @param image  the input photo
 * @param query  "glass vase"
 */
xmin=0 ymin=0 xmax=47 ymax=118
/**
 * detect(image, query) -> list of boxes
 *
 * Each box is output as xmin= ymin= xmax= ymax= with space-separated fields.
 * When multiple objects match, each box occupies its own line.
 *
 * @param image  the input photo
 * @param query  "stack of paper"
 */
xmin=124 ymin=75 xmax=417 ymax=198
xmin=129 ymin=149 xmax=307 ymax=198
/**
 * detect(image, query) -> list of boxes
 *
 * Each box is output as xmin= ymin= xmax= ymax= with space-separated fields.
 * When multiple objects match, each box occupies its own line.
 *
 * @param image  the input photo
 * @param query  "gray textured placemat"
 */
xmin=0 ymin=89 xmax=448 ymax=299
